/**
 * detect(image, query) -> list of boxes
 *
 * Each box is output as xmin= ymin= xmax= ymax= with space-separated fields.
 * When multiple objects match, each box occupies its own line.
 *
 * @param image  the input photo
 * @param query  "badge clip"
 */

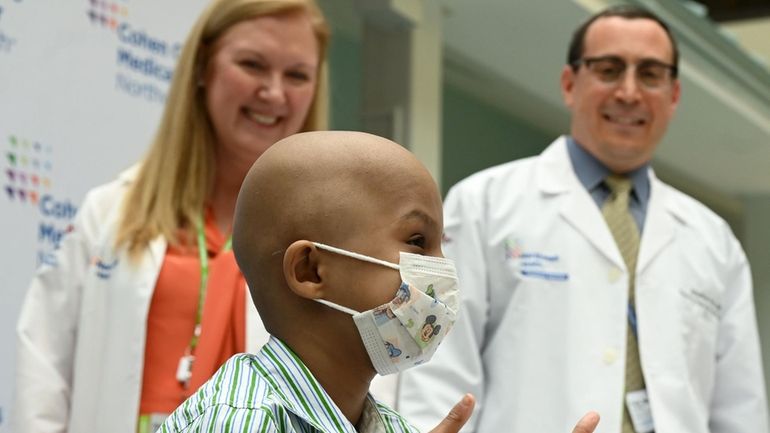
xmin=176 ymin=354 xmax=195 ymax=387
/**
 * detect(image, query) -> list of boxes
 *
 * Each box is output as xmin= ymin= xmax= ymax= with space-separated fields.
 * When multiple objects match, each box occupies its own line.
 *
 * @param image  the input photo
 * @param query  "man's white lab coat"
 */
xmin=397 ymin=137 xmax=768 ymax=433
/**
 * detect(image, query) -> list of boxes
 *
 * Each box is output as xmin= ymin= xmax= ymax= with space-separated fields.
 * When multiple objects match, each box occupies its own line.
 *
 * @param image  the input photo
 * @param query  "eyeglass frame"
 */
xmin=570 ymin=55 xmax=679 ymax=89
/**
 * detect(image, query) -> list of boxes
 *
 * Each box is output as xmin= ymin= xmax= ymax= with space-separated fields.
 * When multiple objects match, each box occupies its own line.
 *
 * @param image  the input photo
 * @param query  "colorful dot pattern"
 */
xmin=87 ymin=0 xmax=128 ymax=31
xmin=5 ymin=134 xmax=53 ymax=206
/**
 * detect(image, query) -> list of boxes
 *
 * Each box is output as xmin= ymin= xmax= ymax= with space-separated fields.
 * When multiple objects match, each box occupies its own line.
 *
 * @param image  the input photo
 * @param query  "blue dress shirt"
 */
xmin=566 ymin=136 xmax=650 ymax=232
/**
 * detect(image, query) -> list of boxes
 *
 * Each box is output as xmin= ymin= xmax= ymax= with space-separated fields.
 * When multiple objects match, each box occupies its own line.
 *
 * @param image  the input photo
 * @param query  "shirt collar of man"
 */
xmin=566 ymin=136 xmax=650 ymax=206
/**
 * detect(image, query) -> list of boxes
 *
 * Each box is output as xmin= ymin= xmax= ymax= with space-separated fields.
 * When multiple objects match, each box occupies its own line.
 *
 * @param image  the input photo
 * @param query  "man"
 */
xmin=397 ymin=6 xmax=768 ymax=433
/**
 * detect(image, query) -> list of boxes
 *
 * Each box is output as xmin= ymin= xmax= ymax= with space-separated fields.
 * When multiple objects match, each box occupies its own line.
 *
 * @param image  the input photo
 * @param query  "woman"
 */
xmin=14 ymin=0 xmax=329 ymax=432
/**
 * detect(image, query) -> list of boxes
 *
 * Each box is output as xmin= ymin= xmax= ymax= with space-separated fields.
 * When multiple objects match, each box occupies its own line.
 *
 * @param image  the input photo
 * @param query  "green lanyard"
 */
xmin=176 ymin=215 xmax=232 ymax=388
xmin=189 ymin=215 xmax=232 ymax=352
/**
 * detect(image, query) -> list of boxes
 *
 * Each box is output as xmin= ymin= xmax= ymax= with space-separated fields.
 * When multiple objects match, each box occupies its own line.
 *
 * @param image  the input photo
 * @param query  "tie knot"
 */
xmin=604 ymin=174 xmax=633 ymax=197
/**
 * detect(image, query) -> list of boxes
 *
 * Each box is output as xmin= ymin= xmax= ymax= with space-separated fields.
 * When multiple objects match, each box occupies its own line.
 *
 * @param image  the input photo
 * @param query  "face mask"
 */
xmin=311 ymin=242 xmax=460 ymax=376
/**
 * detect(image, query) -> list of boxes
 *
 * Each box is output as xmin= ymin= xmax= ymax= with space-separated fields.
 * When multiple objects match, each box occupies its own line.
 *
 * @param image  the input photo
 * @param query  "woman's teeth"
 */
xmin=245 ymin=110 xmax=279 ymax=125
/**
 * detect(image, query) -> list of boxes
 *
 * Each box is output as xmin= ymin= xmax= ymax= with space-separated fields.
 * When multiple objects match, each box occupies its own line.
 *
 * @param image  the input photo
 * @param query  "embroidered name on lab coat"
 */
xmin=505 ymin=239 xmax=568 ymax=281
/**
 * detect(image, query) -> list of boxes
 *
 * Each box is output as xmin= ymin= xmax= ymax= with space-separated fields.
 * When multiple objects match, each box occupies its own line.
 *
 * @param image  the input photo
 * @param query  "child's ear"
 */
xmin=283 ymin=240 xmax=324 ymax=299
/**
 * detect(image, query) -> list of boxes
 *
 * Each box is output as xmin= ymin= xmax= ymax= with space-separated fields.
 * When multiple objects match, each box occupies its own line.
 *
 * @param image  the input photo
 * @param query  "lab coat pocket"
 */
xmin=679 ymin=287 xmax=720 ymax=392
xmin=497 ymin=240 xmax=570 ymax=318
xmin=680 ymin=288 xmax=721 ymax=321
xmin=503 ymin=253 xmax=569 ymax=316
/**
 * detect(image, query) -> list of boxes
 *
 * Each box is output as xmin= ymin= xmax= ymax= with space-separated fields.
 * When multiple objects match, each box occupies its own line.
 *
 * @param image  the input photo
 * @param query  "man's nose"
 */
xmin=614 ymin=68 xmax=642 ymax=103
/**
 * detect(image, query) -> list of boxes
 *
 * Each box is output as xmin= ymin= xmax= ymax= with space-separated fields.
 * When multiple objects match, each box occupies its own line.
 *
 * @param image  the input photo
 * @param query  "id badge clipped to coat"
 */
xmin=626 ymin=389 xmax=654 ymax=433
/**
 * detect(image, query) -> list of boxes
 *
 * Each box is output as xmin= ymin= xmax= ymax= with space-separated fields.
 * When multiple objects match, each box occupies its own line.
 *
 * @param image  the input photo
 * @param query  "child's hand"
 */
xmin=571 ymin=412 xmax=600 ymax=433
xmin=426 ymin=394 xmax=599 ymax=433
xmin=427 ymin=393 xmax=474 ymax=433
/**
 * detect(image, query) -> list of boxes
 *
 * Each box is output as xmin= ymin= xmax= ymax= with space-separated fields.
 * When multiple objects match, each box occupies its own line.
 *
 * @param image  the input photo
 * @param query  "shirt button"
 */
xmin=608 ymin=267 xmax=622 ymax=283
xmin=603 ymin=348 xmax=618 ymax=365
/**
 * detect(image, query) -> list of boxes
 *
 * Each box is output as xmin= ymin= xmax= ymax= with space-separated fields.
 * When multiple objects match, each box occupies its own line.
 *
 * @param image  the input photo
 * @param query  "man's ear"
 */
xmin=560 ymin=64 xmax=576 ymax=109
xmin=283 ymin=240 xmax=324 ymax=300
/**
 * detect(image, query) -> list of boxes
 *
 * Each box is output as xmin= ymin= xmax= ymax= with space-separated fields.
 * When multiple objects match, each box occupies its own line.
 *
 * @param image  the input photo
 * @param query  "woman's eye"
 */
xmin=240 ymin=59 xmax=265 ymax=70
xmin=407 ymin=235 xmax=426 ymax=248
xmin=286 ymin=70 xmax=310 ymax=82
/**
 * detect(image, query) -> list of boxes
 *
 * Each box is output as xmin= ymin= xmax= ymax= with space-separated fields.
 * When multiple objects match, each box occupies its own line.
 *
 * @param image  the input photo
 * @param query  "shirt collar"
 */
xmin=566 ymin=136 xmax=650 ymax=205
xmin=256 ymin=336 xmax=393 ymax=433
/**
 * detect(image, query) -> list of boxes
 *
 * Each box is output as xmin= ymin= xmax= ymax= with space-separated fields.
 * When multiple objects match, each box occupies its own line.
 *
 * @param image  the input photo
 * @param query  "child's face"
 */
xmin=325 ymin=169 xmax=444 ymax=313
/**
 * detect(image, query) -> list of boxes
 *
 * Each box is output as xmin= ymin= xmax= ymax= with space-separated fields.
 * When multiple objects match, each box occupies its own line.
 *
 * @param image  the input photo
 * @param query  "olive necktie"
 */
xmin=602 ymin=175 xmax=645 ymax=433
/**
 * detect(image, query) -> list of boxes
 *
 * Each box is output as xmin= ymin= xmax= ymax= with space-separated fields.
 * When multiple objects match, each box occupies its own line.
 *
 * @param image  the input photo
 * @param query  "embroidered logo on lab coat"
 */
xmin=505 ymin=238 xmax=568 ymax=281
xmin=92 ymin=256 xmax=118 ymax=280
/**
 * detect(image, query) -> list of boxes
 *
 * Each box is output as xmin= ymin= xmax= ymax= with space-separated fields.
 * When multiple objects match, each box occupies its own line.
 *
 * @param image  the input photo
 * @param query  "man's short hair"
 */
xmin=567 ymin=5 xmax=679 ymax=77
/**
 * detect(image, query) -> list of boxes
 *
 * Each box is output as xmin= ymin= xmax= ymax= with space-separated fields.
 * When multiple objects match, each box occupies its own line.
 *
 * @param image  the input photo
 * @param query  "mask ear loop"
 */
xmin=312 ymin=242 xmax=401 ymax=271
xmin=311 ymin=242 xmax=402 ymax=315
xmin=315 ymin=298 xmax=360 ymax=316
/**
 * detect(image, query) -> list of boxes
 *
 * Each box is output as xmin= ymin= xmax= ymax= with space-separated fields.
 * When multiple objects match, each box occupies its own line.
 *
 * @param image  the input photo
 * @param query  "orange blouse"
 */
xmin=139 ymin=210 xmax=245 ymax=414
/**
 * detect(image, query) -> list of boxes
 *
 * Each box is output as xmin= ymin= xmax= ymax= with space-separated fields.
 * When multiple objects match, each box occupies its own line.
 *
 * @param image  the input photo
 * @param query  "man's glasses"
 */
xmin=572 ymin=55 xmax=678 ymax=89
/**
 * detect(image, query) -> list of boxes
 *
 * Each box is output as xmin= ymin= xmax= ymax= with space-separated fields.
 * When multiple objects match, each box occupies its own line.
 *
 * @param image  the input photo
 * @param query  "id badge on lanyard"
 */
xmin=176 ymin=215 xmax=232 ymax=388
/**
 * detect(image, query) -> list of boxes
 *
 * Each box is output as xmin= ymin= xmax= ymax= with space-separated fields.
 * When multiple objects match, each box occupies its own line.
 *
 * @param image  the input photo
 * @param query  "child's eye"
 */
xmin=407 ymin=235 xmax=426 ymax=249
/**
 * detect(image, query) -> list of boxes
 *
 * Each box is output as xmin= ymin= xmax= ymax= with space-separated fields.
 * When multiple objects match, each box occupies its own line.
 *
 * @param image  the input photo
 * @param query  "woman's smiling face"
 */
xmin=203 ymin=11 xmax=319 ymax=166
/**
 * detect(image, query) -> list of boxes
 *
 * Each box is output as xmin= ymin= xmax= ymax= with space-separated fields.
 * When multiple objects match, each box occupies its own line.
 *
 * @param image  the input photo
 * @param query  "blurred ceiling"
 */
xmin=698 ymin=0 xmax=770 ymax=22
xmin=722 ymin=17 xmax=770 ymax=67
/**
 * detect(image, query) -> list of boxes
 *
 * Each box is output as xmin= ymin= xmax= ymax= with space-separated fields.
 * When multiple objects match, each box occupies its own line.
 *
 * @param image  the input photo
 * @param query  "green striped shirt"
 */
xmin=158 ymin=337 xmax=419 ymax=433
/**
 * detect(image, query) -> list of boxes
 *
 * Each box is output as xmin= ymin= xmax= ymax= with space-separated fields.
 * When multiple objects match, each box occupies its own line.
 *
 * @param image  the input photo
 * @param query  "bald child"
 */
xmin=158 ymin=131 xmax=599 ymax=433
xmin=156 ymin=131 xmax=470 ymax=433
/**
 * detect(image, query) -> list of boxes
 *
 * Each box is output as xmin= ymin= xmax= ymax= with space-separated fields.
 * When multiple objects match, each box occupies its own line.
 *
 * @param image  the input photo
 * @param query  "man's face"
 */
xmin=561 ymin=16 xmax=681 ymax=173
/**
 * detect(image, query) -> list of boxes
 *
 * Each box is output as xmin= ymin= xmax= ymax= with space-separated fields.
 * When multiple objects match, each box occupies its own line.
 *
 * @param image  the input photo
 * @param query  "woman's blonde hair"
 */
xmin=116 ymin=0 xmax=330 ymax=257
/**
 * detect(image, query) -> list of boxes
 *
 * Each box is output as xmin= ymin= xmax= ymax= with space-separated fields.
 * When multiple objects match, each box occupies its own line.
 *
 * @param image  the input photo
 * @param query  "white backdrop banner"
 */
xmin=0 ymin=0 xmax=207 ymax=429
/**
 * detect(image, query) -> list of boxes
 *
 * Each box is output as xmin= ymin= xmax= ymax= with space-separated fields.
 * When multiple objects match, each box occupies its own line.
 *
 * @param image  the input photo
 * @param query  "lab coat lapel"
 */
xmin=559 ymin=192 xmax=625 ymax=269
xmin=538 ymin=137 xmax=625 ymax=269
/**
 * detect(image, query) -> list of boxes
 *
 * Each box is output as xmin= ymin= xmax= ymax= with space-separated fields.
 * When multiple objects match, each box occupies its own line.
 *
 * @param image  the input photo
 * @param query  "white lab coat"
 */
xmin=13 ymin=167 xmax=269 ymax=433
xmin=397 ymin=137 xmax=768 ymax=433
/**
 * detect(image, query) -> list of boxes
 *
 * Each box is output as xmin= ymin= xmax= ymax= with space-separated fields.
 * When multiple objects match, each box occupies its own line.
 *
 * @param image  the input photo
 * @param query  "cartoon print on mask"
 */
xmin=392 ymin=283 xmax=412 ymax=307
xmin=425 ymin=283 xmax=435 ymax=299
xmin=418 ymin=314 xmax=441 ymax=347
xmin=385 ymin=341 xmax=402 ymax=358
xmin=373 ymin=305 xmax=396 ymax=326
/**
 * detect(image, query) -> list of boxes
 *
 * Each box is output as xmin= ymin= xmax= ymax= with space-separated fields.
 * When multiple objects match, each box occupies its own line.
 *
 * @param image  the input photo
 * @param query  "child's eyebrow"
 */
xmin=399 ymin=209 xmax=439 ymax=231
